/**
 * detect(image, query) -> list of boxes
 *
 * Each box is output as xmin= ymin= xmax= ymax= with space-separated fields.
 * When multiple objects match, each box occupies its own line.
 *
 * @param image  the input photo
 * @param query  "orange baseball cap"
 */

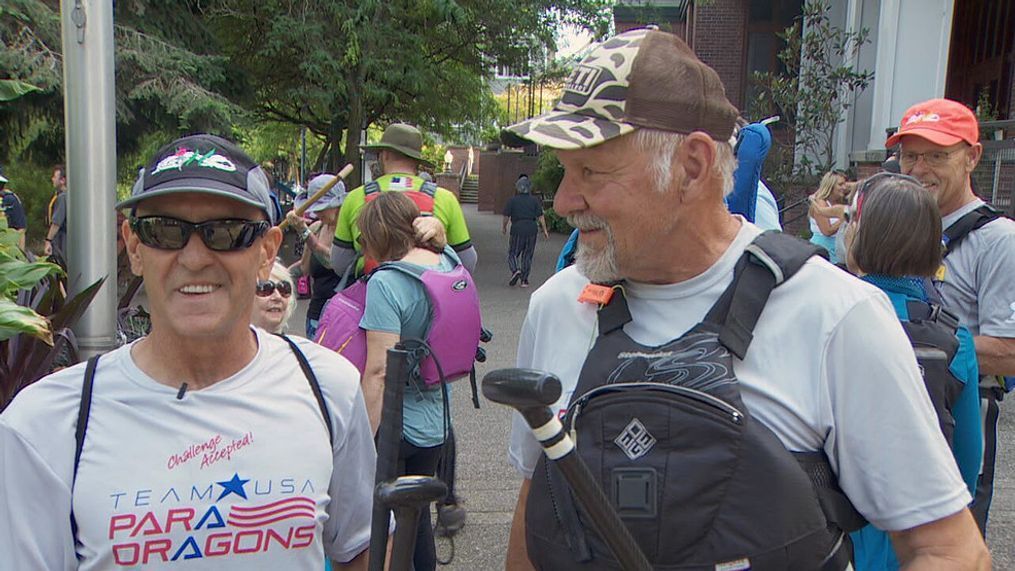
xmin=886 ymin=98 xmax=979 ymax=148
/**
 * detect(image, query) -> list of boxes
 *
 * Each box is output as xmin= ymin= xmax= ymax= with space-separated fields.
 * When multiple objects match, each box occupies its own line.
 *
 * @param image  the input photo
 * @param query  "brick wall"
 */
xmin=435 ymin=173 xmax=460 ymax=198
xmin=692 ymin=0 xmax=747 ymax=111
xmin=443 ymin=146 xmax=479 ymax=176
xmin=477 ymin=150 xmax=539 ymax=213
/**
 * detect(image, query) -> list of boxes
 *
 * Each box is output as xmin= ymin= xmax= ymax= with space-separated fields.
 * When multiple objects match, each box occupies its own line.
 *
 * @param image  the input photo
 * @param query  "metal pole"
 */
xmin=990 ymin=128 xmax=1002 ymax=204
xmin=62 ymin=0 xmax=118 ymax=358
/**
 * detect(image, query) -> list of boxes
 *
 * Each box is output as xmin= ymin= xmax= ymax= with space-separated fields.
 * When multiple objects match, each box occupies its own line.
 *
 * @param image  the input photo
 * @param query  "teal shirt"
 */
xmin=359 ymin=253 xmax=457 ymax=448
xmin=851 ymin=274 xmax=981 ymax=571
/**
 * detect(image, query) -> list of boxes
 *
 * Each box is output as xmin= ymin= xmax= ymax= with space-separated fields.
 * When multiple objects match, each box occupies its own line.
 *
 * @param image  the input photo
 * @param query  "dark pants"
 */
xmin=397 ymin=439 xmax=443 ymax=571
xmin=507 ymin=232 xmax=537 ymax=281
xmin=972 ymin=387 xmax=1002 ymax=535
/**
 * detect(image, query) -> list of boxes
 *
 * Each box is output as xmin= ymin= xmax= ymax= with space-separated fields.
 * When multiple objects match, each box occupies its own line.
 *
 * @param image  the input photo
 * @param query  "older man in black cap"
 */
xmin=1 ymin=134 xmax=376 ymax=570
xmin=502 ymin=27 xmax=987 ymax=570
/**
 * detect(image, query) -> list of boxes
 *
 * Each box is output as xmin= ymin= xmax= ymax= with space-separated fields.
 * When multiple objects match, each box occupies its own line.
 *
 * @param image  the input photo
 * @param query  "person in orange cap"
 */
xmin=889 ymin=98 xmax=1015 ymax=536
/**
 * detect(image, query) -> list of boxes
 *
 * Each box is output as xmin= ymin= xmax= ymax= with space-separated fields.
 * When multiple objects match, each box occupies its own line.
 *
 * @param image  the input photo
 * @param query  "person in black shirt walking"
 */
xmin=502 ymin=174 xmax=549 ymax=288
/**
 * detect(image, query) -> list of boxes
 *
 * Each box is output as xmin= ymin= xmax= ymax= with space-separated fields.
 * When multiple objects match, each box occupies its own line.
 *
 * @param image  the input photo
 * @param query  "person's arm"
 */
xmin=43 ymin=223 xmax=59 ymax=255
xmin=506 ymin=478 xmax=536 ymax=571
xmin=361 ymin=330 xmax=400 ymax=433
xmin=973 ymin=335 xmax=1015 ymax=376
xmin=808 ymin=199 xmax=847 ymax=219
xmin=456 ymin=245 xmax=477 ymax=274
xmin=0 ymin=421 xmax=78 ymax=569
xmin=502 ymin=215 xmax=511 ymax=235
xmin=537 ymin=215 xmax=549 ymax=238
xmin=332 ymin=548 xmax=368 ymax=571
xmin=889 ymin=509 xmax=989 ymax=569
xmin=808 ymin=201 xmax=841 ymax=236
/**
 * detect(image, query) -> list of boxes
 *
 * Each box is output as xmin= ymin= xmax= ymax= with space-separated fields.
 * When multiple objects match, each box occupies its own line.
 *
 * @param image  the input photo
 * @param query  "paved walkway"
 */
xmin=295 ymin=204 xmax=1014 ymax=568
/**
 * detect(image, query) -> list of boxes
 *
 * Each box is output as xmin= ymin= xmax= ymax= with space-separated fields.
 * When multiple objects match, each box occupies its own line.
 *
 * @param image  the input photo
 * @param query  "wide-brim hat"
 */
xmin=362 ymin=123 xmax=434 ymax=166
xmin=117 ymin=134 xmax=277 ymax=224
xmin=505 ymin=28 xmax=739 ymax=150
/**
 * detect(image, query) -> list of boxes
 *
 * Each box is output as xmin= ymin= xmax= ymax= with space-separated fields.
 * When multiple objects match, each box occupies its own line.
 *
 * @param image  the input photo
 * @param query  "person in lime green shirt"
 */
xmin=331 ymin=123 xmax=476 ymax=276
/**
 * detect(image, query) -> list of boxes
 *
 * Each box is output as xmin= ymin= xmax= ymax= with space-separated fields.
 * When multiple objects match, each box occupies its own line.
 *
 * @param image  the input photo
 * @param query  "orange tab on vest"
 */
xmin=578 ymin=284 xmax=614 ymax=306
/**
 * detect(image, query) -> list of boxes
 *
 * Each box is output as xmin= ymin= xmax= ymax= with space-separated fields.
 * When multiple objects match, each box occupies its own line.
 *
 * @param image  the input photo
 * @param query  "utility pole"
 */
xmin=62 ymin=0 xmax=118 ymax=357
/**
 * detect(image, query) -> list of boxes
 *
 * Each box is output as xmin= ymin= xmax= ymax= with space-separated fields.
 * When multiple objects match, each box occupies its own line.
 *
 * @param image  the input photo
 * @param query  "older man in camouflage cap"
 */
xmin=502 ymin=27 xmax=987 ymax=570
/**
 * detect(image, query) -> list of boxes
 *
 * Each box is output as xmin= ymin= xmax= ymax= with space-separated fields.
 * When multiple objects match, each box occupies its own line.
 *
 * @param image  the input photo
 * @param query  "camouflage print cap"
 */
xmin=506 ymin=28 xmax=739 ymax=150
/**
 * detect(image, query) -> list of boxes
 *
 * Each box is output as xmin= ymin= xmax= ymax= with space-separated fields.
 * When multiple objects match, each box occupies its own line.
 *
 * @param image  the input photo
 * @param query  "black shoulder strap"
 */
xmin=71 ymin=354 xmax=100 ymax=540
xmin=706 ymin=231 xmax=825 ymax=359
xmin=364 ymin=180 xmax=382 ymax=197
xmin=906 ymin=299 xmax=961 ymax=333
xmin=420 ymin=181 xmax=438 ymax=197
xmin=74 ymin=355 xmax=100 ymax=481
xmin=278 ymin=335 xmax=334 ymax=445
xmin=943 ymin=204 xmax=1002 ymax=256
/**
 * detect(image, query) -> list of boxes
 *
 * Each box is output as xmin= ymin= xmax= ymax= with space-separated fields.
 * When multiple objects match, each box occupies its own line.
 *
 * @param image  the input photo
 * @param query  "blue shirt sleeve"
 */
xmin=949 ymin=325 xmax=983 ymax=496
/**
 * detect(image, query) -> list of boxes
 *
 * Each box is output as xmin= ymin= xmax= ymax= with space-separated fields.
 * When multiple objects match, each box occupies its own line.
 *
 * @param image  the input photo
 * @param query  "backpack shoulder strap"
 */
xmin=74 ymin=355 xmax=100 ymax=481
xmin=72 ymin=354 xmax=100 ymax=540
xmin=706 ymin=231 xmax=825 ymax=359
xmin=943 ymin=204 xmax=1003 ymax=256
xmin=364 ymin=180 xmax=382 ymax=197
xmin=277 ymin=334 xmax=334 ymax=445
xmin=420 ymin=181 xmax=438 ymax=197
xmin=906 ymin=299 xmax=961 ymax=333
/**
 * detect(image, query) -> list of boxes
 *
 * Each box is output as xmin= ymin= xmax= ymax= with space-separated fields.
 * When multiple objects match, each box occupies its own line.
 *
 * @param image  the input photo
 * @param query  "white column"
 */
xmin=834 ymin=0 xmax=866 ymax=168
xmin=62 ymin=0 xmax=118 ymax=356
xmin=867 ymin=0 xmax=955 ymax=149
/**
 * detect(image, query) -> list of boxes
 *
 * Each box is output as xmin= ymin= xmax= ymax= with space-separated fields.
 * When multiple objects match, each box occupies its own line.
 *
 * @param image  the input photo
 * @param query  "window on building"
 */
xmin=744 ymin=0 xmax=803 ymax=117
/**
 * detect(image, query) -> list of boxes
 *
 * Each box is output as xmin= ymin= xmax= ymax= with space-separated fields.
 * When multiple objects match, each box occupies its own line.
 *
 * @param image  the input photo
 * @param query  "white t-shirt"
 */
xmin=509 ymin=221 xmax=970 ymax=531
xmin=0 ymin=329 xmax=376 ymax=570
xmin=939 ymin=199 xmax=1015 ymax=341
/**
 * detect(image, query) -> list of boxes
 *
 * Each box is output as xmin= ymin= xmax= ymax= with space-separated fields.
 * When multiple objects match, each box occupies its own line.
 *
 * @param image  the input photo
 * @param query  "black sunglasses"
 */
xmin=131 ymin=216 xmax=270 ymax=252
xmin=256 ymin=280 xmax=292 ymax=298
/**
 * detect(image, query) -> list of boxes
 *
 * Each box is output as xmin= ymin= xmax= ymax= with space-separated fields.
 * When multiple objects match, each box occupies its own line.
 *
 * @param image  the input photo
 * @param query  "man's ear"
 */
xmin=258 ymin=227 xmax=283 ymax=279
xmin=674 ymin=132 xmax=718 ymax=201
xmin=965 ymin=143 xmax=983 ymax=173
xmin=122 ymin=219 xmax=144 ymax=276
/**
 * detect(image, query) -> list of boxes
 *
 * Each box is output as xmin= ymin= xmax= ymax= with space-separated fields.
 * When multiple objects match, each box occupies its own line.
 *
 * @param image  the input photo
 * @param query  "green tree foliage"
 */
xmin=751 ymin=0 xmax=873 ymax=178
xmin=210 ymin=0 xmax=611 ymax=186
xmin=0 ymin=0 xmax=243 ymax=167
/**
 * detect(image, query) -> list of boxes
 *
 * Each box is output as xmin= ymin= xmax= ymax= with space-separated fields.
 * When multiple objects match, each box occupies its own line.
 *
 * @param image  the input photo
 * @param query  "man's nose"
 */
xmin=553 ymin=170 xmax=587 ymax=216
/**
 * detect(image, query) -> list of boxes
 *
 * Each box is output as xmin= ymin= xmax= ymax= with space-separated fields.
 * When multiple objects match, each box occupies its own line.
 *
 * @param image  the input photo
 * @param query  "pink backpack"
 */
xmin=314 ymin=251 xmax=481 ymax=386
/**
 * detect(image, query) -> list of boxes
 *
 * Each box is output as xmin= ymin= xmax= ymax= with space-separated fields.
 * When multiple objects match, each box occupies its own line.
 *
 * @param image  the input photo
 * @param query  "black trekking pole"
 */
xmin=368 ymin=345 xmax=412 ymax=571
xmin=376 ymin=476 xmax=449 ymax=571
xmin=483 ymin=368 xmax=652 ymax=571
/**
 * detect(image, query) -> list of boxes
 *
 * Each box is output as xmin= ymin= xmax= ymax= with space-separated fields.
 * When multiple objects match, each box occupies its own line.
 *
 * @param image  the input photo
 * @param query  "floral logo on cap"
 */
xmin=151 ymin=147 xmax=237 ymax=176
xmin=904 ymin=112 xmax=942 ymax=125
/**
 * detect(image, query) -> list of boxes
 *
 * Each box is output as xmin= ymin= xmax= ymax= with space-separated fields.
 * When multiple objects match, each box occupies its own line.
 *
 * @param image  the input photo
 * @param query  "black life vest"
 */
xmin=525 ymin=231 xmax=862 ymax=571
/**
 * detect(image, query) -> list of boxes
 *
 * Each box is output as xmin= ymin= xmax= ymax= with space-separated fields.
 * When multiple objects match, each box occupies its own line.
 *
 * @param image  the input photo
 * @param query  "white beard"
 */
xmin=569 ymin=214 xmax=622 ymax=283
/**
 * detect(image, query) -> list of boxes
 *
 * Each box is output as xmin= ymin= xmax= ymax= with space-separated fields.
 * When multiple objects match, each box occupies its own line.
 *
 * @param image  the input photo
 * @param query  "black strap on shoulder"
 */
xmin=706 ymin=231 xmax=824 ymax=359
xmin=277 ymin=335 xmax=334 ymax=445
xmin=71 ymin=354 xmax=100 ymax=540
xmin=943 ymin=204 xmax=1003 ymax=257
xmin=906 ymin=299 xmax=960 ymax=333
xmin=420 ymin=181 xmax=438 ymax=197
xmin=596 ymin=284 xmax=631 ymax=336
xmin=74 ymin=355 xmax=100 ymax=481
xmin=364 ymin=180 xmax=382 ymax=197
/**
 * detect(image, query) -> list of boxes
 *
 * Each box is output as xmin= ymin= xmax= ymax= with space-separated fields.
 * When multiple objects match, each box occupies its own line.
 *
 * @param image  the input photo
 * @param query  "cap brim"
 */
xmin=506 ymin=110 xmax=636 ymax=150
xmin=116 ymin=178 xmax=270 ymax=216
xmin=361 ymin=143 xmax=434 ymax=167
xmin=886 ymin=128 xmax=965 ymax=149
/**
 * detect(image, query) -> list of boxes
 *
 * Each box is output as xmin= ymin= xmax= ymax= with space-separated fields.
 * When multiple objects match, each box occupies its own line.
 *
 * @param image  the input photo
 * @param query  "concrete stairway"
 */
xmin=459 ymin=175 xmax=479 ymax=203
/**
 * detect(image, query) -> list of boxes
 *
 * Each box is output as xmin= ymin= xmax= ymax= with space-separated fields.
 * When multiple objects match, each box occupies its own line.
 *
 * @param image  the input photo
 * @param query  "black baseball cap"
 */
xmin=117 ymin=134 xmax=277 ymax=224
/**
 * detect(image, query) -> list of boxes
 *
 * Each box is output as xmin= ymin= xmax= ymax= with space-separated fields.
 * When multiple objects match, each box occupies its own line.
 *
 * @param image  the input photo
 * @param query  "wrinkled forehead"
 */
xmin=133 ymin=192 xmax=266 ymax=221
xmin=898 ymin=135 xmax=967 ymax=153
